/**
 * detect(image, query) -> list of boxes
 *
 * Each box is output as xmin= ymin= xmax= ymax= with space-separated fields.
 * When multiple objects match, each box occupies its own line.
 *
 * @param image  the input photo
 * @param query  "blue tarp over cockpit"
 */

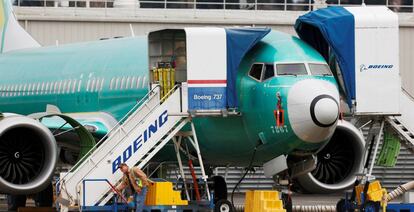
xmin=294 ymin=7 xmax=355 ymax=107
xmin=225 ymin=27 xmax=271 ymax=108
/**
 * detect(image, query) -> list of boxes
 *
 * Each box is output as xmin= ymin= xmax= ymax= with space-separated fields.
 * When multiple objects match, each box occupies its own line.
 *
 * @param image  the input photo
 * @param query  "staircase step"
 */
xmin=58 ymin=86 xmax=190 ymax=207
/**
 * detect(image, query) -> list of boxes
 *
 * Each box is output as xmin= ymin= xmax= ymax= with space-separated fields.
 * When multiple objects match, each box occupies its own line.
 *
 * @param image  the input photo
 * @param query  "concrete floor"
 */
xmin=0 ymin=193 xmax=344 ymax=211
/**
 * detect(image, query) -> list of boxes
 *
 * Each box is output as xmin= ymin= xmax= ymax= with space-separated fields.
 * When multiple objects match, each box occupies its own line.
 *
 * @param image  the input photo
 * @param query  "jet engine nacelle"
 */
xmin=295 ymin=120 xmax=365 ymax=193
xmin=0 ymin=115 xmax=57 ymax=194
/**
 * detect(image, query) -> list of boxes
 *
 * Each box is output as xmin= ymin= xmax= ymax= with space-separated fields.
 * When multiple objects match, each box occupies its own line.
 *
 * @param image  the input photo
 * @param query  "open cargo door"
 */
xmin=148 ymin=27 xmax=270 ymax=111
xmin=184 ymin=27 xmax=270 ymax=111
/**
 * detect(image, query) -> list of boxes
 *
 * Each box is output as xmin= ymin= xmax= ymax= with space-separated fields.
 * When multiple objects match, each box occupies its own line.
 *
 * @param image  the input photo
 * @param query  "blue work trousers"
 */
xmin=133 ymin=187 xmax=148 ymax=212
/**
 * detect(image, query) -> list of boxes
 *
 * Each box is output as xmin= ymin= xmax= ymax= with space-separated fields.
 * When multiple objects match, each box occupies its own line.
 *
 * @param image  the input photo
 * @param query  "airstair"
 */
xmin=294 ymin=6 xmax=414 ymax=181
xmin=359 ymin=88 xmax=414 ymax=180
xmin=386 ymin=89 xmax=414 ymax=153
xmin=57 ymin=84 xmax=195 ymax=209
xmin=55 ymin=27 xmax=257 ymax=211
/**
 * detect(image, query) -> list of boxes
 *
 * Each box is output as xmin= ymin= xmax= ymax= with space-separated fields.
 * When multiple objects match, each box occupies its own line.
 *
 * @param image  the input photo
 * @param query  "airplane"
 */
xmin=0 ymin=0 xmax=366 ymax=209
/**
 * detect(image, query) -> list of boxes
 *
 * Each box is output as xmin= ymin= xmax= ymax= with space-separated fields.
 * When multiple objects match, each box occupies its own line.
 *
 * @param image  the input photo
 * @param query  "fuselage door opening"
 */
xmin=148 ymin=29 xmax=187 ymax=99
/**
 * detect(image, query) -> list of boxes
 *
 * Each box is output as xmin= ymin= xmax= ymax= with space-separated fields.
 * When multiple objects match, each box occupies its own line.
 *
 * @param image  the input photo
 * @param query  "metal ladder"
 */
xmin=386 ymin=89 xmax=414 ymax=153
xmin=386 ymin=117 xmax=414 ymax=152
xmin=358 ymin=89 xmax=414 ymax=182
xmin=57 ymin=85 xmax=190 ymax=209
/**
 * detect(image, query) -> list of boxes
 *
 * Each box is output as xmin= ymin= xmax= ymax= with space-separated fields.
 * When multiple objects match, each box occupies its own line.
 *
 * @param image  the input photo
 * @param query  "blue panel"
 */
xmin=225 ymin=28 xmax=271 ymax=108
xmin=294 ymin=7 xmax=355 ymax=107
xmin=188 ymin=87 xmax=227 ymax=110
xmin=387 ymin=203 xmax=414 ymax=212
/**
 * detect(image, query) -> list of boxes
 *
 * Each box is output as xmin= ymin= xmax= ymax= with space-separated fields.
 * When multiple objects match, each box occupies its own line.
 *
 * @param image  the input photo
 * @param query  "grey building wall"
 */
xmin=18 ymin=21 xmax=295 ymax=46
xmin=400 ymin=26 xmax=414 ymax=96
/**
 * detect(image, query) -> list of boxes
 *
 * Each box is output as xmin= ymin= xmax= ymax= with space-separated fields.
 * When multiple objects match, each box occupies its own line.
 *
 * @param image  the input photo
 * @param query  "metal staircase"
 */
xmin=57 ymin=85 xmax=191 ymax=209
xmin=386 ymin=89 xmax=414 ymax=153
xmin=355 ymin=88 xmax=414 ymax=179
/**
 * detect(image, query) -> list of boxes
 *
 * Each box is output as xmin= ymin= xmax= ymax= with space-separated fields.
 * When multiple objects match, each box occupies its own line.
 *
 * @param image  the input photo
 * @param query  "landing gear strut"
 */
xmin=211 ymin=176 xmax=228 ymax=203
xmin=211 ymin=175 xmax=233 ymax=212
xmin=214 ymin=199 xmax=234 ymax=212
xmin=7 ymin=195 xmax=26 ymax=211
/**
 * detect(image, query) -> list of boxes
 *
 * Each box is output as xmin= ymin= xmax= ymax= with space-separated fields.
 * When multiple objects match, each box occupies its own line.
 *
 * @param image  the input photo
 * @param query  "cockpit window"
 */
xmin=309 ymin=63 xmax=332 ymax=76
xmin=263 ymin=64 xmax=275 ymax=81
xmin=248 ymin=64 xmax=264 ymax=81
xmin=276 ymin=63 xmax=308 ymax=76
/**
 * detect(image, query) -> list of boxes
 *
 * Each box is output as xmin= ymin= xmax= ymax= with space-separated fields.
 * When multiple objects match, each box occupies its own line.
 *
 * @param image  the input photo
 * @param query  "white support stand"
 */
xmin=188 ymin=121 xmax=211 ymax=201
xmin=359 ymin=117 xmax=386 ymax=183
xmin=368 ymin=119 xmax=385 ymax=177
xmin=224 ymin=165 xmax=230 ymax=182
xmin=172 ymin=136 xmax=191 ymax=201
xmin=175 ymin=123 xmax=211 ymax=202
xmin=361 ymin=120 xmax=376 ymax=176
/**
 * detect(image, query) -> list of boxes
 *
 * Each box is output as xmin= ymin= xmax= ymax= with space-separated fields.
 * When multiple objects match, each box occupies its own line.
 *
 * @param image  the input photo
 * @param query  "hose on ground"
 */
xmin=387 ymin=180 xmax=414 ymax=202
xmin=230 ymin=145 xmax=258 ymax=208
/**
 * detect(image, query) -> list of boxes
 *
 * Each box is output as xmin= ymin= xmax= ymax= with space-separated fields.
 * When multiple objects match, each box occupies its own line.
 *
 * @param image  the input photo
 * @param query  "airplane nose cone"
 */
xmin=287 ymin=79 xmax=339 ymax=143
xmin=310 ymin=95 xmax=339 ymax=128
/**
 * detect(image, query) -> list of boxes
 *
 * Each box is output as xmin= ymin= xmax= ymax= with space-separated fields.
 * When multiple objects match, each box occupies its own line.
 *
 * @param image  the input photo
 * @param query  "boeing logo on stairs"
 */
xmin=360 ymin=64 xmax=394 ymax=72
xmin=112 ymin=110 xmax=169 ymax=173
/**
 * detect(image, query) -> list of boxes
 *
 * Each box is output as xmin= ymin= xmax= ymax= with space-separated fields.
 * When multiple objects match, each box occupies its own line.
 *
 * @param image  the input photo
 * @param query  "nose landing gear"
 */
xmin=214 ymin=199 xmax=234 ymax=212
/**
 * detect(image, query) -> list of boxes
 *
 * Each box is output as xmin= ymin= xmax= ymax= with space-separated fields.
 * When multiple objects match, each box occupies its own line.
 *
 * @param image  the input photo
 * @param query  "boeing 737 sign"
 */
xmin=185 ymin=28 xmax=227 ymax=111
xmin=188 ymin=80 xmax=227 ymax=110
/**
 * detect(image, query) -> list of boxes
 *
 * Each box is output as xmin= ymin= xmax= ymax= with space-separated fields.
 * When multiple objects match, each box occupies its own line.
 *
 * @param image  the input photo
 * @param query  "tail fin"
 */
xmin=0 ymin=0 xmax=40 ymax=53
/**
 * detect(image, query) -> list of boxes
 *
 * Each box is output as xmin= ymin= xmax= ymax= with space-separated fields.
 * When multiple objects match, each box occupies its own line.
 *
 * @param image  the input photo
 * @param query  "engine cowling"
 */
xmin=295 ymin=120 xmax=365 ymax=193
xmin=0 ymin=115 xmax=57 ymax=194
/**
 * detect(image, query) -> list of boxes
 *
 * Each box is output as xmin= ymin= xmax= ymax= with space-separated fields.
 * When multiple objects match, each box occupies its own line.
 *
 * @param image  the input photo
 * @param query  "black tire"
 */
xmin=281 ymin=193 xmax=292 ymax=212
xmin=35 ymin=182 xmax=54 ymax=207
xmin=214 ymin=199 xmax=234 ymax=212
xmin=363 ymin=201 xmax=381 ymax=212
xmin=211 ymin=176 xmax=228 ymax=204
xmin=336 ymin=198 xmax=352 ymax=212
xmin=7 ymin=195 xmax=27 ymax=211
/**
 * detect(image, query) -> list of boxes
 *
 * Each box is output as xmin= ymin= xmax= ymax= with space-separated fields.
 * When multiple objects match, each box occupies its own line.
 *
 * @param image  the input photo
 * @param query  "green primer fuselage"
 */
xmin=0 ymin=30 xmax=336 ymax=165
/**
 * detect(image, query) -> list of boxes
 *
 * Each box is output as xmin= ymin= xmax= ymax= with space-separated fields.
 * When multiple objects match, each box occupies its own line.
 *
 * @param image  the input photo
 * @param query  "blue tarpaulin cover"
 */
xmin=294 ymin=7 xmax=355 ymax=107
xmin=225 ymin=27 xmax=271 ymax=108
